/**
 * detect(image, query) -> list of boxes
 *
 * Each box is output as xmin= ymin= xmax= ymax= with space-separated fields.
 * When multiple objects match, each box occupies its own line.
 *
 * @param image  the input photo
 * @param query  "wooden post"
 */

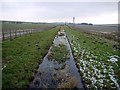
xmin=22 ymin=30 xmax=23 ymax=35
xmin=26 ymin=30 xmax=27 ymax=35
xmin=14 ymin=30 xmax=15 ymax=38
xmin=19 ymin=30 xmax=21 ymax=37
xmin=27 ymin=30 xmax=29 ymax=34
xmin=2 ymin=31 xmax=4 ymax=41
xmin=28 ymin=30 xmax=29 ymax=34
xmin=23 ymin=30 xmax=24 ymax=35
xmin=10 ymin=30 xmax=12 ymax=40
xmin=31 ymin=30 xmax=33 ymax=34
xmin=29 ymin=29 xmax=31 ymax=34
xmin=21 ymin=30 xmax=22 ymax=36
xmin=15 ymin=30 xmax=17 ymax=38
xmin=24 ymin=30 xmax=25 ymax=35
xmin=30 ymin=30 xmax=31 ymax=34
xmin=21 ymin=30 xmax=23 ymax=35
xmin=24 ymin=30 xmax=26 ymax=35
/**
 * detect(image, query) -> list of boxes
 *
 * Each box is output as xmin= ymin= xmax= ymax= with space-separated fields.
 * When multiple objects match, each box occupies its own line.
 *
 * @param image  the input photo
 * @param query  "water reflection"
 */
xmin=29 ymin=28 xmax=84 ymax=89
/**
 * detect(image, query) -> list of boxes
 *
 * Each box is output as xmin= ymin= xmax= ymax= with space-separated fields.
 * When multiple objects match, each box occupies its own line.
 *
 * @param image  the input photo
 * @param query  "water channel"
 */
xmin=29 ymin=28 xmax=85 ymax=89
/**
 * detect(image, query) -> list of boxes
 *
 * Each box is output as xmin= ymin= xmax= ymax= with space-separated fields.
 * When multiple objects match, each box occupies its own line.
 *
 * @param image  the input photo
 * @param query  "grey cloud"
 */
xmin=1 ymin=2 xmax=118 ymax=23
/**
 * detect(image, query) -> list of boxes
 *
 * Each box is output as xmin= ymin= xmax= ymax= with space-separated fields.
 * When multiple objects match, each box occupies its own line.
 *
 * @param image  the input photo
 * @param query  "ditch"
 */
xmin=29 ymin=26 xmax=85 ymax=89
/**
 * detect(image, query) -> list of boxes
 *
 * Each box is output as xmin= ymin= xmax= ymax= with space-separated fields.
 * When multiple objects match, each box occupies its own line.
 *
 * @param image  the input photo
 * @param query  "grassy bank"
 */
xmin=2 ymin=26 xmax=59 ymax=89
xmin=65 ymin=26 xmax=120 ymax=89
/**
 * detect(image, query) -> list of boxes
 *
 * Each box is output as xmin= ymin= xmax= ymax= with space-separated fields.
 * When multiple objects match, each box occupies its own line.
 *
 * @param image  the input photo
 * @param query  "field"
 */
xmin=2 ymin=22 xmax=120 ymax=89
xmin=69 ymin=24 xmax=118 ymax=32
xmin=2 ymin=21 xmax=57 ymax=32
xmin=2 ymin=26 xmax=59 ymax=89
xmin=1 ymin=21 xmax=58 ymax=40
xmin=69 ymin=24 xmax=119 ymax=43
xmin=65 ymin=26 xmax=120 ymax=89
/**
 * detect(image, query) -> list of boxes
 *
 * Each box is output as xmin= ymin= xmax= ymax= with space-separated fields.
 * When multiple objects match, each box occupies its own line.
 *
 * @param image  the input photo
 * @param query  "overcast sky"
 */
xmin=0 ymin=1 xmax=119 ymax=24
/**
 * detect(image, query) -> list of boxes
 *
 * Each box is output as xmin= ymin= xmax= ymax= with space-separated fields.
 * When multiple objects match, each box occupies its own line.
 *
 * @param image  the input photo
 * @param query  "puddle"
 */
xmin=29 ymin=28 xmax=84 ymax=89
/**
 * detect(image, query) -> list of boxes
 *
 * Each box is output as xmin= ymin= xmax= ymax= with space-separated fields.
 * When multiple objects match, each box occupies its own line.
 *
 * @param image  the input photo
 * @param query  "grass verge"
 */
xmin=2 ymin=26 xmax=59 ymax=89
xmin=65 ymin=26 xmax=120 ymax=89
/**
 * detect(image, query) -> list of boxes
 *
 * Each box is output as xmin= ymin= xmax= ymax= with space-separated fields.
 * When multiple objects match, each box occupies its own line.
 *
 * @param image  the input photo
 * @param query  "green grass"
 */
xmin=48 ymin=44 xmax=69 ymax=63
xmin=2 ymin=26 xmax=59 ymax=89
xmin=65 ymin=26 xmax=120 ymax=89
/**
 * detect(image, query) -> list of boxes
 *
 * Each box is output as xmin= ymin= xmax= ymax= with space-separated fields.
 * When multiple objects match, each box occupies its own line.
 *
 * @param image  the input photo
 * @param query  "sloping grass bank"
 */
xmin=65 ymin=26 xmax=120 ymax=89
xmin=2 ymin=26 xmax=59 ymax=89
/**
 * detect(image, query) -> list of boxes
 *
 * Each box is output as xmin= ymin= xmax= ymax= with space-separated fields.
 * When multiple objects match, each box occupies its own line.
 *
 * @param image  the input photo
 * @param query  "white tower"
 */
xmin=73 ymin=17 xmax=75 ymax=24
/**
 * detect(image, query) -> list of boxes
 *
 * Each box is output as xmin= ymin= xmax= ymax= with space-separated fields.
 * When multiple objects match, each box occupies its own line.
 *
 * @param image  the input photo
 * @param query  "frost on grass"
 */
xmin=65 ymin=26 xmax=120 ymax=89
xmin=71 ymin=40 xmax=119 ymax=89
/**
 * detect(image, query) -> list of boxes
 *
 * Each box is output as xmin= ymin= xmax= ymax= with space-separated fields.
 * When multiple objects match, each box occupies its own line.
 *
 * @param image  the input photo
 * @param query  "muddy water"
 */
xmin=29 ymin=29 xmax=84 ymax=89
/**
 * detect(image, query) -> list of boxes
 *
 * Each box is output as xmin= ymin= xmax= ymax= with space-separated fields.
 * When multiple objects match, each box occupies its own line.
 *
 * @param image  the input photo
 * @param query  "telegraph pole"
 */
xmin=73 ymin=17 xmax=75 ymax=24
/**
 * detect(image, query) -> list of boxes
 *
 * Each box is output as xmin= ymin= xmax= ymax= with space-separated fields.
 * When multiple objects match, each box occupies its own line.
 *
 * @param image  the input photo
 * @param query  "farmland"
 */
xmin=1 ymin=1 xmax=119 ymax=89
xmin=2 ymin=22 xmax=120 ymax=89
xmin=1 ymin=21 xmax=58 ymax=40
xmin=69 ymin=24 xmax=119 ymax=42
xmin=65 ymin=26 xmax=120 ymax=89
xmin=2 ymin=26 xmax=59 ymax=89
xmin=2 ymin=21 xmax=57 ymax=32
xmin=70 ymin=24 xmax=118 ymax=32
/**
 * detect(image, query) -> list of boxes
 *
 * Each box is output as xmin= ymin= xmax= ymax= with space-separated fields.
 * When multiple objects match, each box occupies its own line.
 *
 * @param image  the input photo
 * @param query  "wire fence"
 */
xmin=2 ymin=29 xmax=39 ymax=41
xmin=1 ymin=26 xmax=58 ymax=41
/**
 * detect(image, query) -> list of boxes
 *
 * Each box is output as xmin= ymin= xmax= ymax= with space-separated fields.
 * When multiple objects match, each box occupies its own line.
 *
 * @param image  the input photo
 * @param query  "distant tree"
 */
xmin=16 ymin=22 xmax=23 ymax=24
xmin=81 ymin=23 xmax=88 ymax=25
xmin=89 ymin=23 xmax=93 ymax=25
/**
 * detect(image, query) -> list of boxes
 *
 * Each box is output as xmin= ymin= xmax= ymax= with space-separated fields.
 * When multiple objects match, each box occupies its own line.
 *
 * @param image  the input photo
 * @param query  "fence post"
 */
xmin=29 ymin=29 xmax=31 ymax=34
xmin=23 ymin=30 xmax=24 ymax=35
xmin=26 ymin=30 xmax=27 ymax=35
xmin=14 ymin=30 xmax=15 ymax=38
xmin=21 ymin=30 xmax=23 ymax=35
xmin=19 ymin=30 xmax=21 ymax=37
xmin=24 ymin=30 xmax=26 ymax=35
xmin=22 ymin=30 xmax=23 ymax=35
xmin=28 ymin=30 xmax=29 ymax=34
xmin=2 ymin=31 xmax=4 ymax=41
xmin=31 ymin=29 xmax=32 ymax=33
xmin=10 ymin=30 xmax=12 ymax=40
xmin=30 ymin=29 xmax=31 ymax=34
xmin=15 ymin=30 xmax=17 ymax=38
